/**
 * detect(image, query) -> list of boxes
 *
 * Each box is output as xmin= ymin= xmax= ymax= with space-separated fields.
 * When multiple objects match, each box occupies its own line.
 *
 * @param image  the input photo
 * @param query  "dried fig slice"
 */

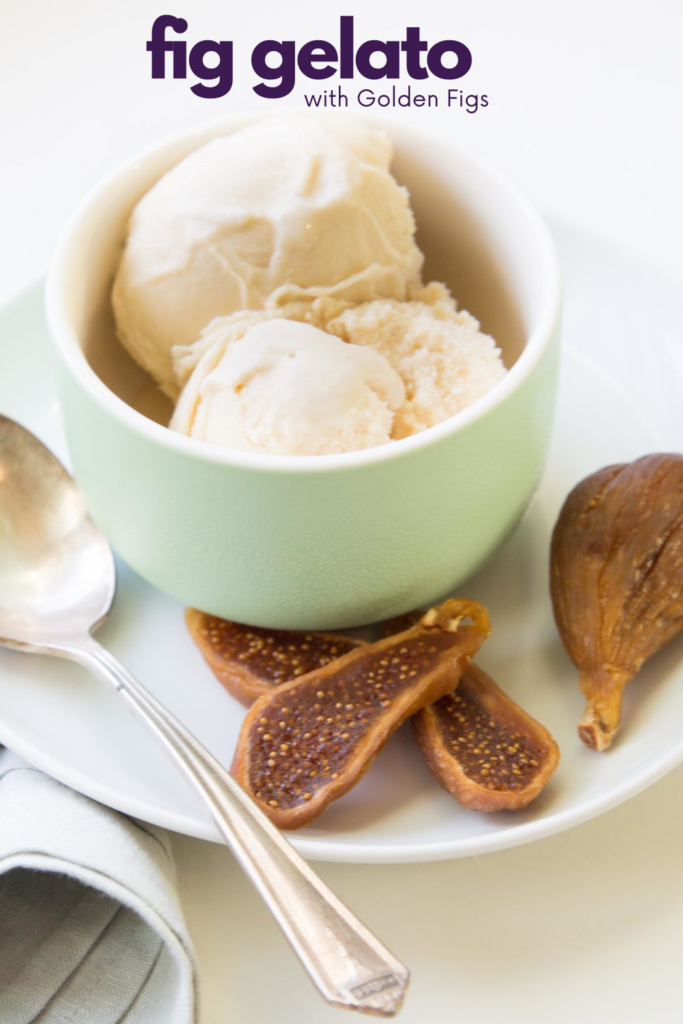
xmin=231 ymin=599 xmax=491 ymax=829
xmin=381 ymin=611 xmax=424 ymax=637
xmin=413 ymin=663 xmax=560 ymax=811
xmin=386 ymin=612 xmax=560 ymax=810
xmin=185 ymin=608 xmax=364 ymax=706
xmin=551 ymin=454 xmax=683 ymax=751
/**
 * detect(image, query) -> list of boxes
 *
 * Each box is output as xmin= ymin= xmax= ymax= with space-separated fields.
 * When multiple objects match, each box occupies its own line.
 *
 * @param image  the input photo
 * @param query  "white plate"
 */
xmin=1 ymin=223 xmax=682 ymax=863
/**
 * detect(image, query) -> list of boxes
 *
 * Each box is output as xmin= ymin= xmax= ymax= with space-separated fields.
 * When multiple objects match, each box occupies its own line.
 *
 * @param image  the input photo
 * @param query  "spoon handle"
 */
xmin=64 ymin=635 xmax=409 ymax=1018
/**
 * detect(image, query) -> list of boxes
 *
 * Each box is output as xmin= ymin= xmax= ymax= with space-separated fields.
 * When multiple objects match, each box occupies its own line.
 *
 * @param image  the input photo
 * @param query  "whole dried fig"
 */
xmin=551 ymin=454 xmax=683 ymax=750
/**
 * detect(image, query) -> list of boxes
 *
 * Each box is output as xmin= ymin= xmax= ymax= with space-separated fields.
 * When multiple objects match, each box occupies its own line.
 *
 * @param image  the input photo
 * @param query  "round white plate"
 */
xmin=1 ymin=223 xmax=682 ymax=863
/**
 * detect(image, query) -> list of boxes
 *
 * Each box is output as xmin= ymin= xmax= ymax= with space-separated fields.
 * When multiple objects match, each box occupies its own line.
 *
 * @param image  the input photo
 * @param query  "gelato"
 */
xmin=326 ymin=283 xmax=507 ymax=438
xmin=171 ymin=282 xmax=505 ymax=449
xmin=170 ymin=318 xmax=405 ymax=456
xmin=112 ymin=112 xmax=508 ymax=456
xmin=113 ymin=113 xmax=423 ymax=397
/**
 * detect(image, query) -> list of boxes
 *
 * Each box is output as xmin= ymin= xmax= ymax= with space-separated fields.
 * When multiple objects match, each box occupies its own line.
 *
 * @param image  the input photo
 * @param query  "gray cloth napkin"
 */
xmin=0 ymin=749 xmax=197 ymax=1024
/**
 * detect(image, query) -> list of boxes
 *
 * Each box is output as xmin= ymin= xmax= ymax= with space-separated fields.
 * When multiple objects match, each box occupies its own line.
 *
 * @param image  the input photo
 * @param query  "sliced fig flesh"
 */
xmin=413 ymin=663 xmax=560 ymax=811
xmin=551 ymin=454 xmax=683 ymax=750
xmin=185 ymin=608 xmax=364 ymax=706
xmin=231 ymin=599 xmax=491 ymax=829
xmin=388 ymin=613 xmax=559 ymax=809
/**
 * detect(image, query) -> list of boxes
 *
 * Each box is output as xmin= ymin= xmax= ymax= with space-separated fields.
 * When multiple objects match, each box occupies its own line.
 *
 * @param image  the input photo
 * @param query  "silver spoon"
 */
xmin=0 ymin=414 xmax=409 ymax=1018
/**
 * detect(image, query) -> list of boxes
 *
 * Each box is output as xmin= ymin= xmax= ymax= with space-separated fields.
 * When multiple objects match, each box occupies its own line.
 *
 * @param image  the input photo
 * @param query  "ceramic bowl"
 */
xmin=46 ymin=113 xmax=561 ymax=629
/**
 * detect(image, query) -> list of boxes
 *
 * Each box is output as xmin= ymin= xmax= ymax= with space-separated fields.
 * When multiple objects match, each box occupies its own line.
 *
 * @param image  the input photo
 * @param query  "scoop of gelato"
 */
xmin=170 ymin=318 xmax=405 ymax=456
xmin=326 ymin=284 xmax=507 ymax=438
xmin=171 ymin=295 xmax=351 ymax=391
xmin=113 ymin=113 xmax=423 ymax=397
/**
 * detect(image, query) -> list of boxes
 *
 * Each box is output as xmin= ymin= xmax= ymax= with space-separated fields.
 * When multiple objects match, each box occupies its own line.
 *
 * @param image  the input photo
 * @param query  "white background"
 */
xmin=2 ymin=1 xmax=683 ymax=1021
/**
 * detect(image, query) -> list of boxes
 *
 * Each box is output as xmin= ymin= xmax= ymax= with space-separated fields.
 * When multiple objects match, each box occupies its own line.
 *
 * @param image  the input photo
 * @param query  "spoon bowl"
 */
xmin=0 ymin=415 xmax=114 ymax=648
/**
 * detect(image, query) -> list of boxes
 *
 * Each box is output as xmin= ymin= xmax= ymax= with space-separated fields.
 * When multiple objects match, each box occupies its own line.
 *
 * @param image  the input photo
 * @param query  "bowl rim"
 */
xmin=46 ymin=109 xmax=562 ymax=476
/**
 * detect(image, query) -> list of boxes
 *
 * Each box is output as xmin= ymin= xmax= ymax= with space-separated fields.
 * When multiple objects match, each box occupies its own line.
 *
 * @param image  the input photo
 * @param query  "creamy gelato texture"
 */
xmin=326 ymin=284 xmax=508 ymax=438
xmin=113 ymin=111 xmax=508 ymax=456
xmin=172 ymin=283 xmax=506 ymax=449
xmin=170 ymin=318 xmax=405 ymax=456
xmin=112 ymin=113 xmax=423 ymax=397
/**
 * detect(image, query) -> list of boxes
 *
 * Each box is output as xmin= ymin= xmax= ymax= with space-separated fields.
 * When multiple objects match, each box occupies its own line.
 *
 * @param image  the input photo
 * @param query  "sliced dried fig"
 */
xmin=413 ymin=663 xmax=560 ymax=811
xmin=185 ymin=608 xmax=364 ymax=706
xmin=381 ymin=611 xmax=424 ymax=637
xmin=231 ymin=599 xmax=491 ymax=829
xmin=551 ymin=454 xmax=683 ymax=751
xmin=386 ymin=612 xmax=560 ymax=810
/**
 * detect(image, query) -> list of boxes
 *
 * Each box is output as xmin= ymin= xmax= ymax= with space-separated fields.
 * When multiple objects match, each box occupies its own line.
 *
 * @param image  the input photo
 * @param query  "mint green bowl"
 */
xmin=46 ymin=114 xmax=561 ymax=630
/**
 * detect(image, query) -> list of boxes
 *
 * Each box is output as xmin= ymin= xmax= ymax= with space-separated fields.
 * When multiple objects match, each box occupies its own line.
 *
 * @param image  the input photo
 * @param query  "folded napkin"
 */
xmin=0 ymin=749 xmax=197 ymax=1024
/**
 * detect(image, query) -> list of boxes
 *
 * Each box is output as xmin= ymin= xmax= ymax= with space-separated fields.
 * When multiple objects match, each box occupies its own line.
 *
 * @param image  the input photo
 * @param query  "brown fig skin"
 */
xmin=551 ymin=454 xmax=683 ymax=751
xmin=185 ymin=608 xmax=364 ymax=706
xmin=381 ymin=611 xmax=424 ymax=638
xmin=413 ymin=664 xmax=560 ymax=811
xmin=231 ymin=599 xmax=491 ymax=829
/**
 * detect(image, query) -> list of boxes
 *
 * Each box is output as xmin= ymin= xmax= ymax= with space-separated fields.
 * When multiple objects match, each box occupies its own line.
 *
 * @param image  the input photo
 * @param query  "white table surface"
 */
xmin=2 ymin=1 xmax=682 ymax=1021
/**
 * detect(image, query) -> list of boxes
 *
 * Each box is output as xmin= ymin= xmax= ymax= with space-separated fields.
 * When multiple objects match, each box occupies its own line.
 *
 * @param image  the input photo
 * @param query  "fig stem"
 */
xmin=578 ymin=668 xmax=632 ymax=751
